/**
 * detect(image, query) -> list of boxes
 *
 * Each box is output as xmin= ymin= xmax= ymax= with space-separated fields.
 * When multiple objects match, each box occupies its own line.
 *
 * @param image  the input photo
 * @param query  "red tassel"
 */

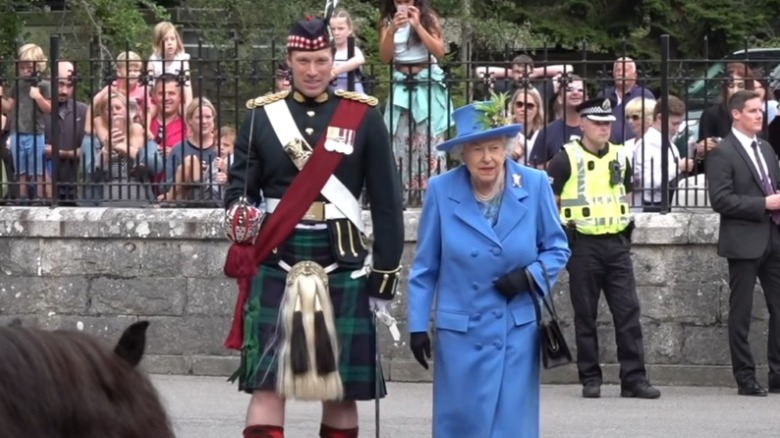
xmin=224 ymin=277 xmax=252 ymax=350
xmin=224 ymin=244 xmax=258 ymax=279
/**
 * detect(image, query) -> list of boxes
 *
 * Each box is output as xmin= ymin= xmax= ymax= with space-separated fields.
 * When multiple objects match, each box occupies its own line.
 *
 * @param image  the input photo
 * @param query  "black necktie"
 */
xmin=750 ymin=141 xmax=780 ymax=225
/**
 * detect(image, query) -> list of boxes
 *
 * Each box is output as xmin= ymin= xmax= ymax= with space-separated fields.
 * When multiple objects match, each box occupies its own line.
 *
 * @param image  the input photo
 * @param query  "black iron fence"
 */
xmin=1 ymin=34 xmax=779 ymax=210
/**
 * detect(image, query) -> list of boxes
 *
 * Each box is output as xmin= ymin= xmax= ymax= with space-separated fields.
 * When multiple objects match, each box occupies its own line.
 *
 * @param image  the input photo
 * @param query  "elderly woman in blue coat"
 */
xmin=407 ymin=96 xmax=571 ymax=438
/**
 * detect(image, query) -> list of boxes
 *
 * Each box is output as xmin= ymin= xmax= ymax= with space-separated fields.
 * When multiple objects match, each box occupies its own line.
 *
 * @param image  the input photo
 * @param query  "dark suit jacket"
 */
xmin=707 ymin=133 xmax=780 ymax=259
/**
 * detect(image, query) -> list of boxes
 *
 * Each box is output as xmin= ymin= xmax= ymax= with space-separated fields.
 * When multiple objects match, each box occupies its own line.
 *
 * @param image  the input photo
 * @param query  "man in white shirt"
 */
xmin=633 ymin=96 xmax=694 ymax=211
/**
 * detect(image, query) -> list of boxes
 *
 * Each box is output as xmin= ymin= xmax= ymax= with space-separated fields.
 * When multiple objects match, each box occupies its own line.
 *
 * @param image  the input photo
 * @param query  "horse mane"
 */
xmin=0 ymin=322 xmax=175 ymax=438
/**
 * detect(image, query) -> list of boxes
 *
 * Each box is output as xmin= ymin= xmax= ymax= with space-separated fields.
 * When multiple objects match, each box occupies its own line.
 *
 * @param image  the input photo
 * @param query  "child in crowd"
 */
xmin=1 ymin=43 xmax=52 ymax=200
xmin=213 ymin=125 xmax=235 ymax=198
xmin=91 ymin=52 xmax=150 ymax=135
xmin=330 ymin=9 xmax=365 ymax=93
xmin=149 ymin=22 xmax=193 ymax=105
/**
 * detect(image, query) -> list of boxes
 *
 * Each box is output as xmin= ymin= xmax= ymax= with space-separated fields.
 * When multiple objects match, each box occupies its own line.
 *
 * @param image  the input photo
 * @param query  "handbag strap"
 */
xmin=524 ymin=262 xmax=560 ymax=321
xmin=524 ymin=268 xmax=544 ymax=326
xmin=538 ymin=262 xmax=561 ymax=319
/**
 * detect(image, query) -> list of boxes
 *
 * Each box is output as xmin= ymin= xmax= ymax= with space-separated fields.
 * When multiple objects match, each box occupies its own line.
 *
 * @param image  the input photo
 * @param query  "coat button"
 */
xmin=494 ymin=310 xmax=504 ymax=318
xmin=492 ymin=247 xmax=501 ymax=256
xmin=473 ymin=313 xmax=482 ymax=321
xmin=471 ymin=250 xmax=478 ymax=257
xmin=471 ymin=282 xmax=478 ymax=290
xmin=494 ymin=341 xmax=503 ymax=349
xmin=475 ymin=343 xmax=483 ymax=350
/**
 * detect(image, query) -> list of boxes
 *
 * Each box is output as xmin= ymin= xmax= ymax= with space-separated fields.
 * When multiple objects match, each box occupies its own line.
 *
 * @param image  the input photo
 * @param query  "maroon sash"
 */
xmin=223 ymin=98 xmax=370 ymax=350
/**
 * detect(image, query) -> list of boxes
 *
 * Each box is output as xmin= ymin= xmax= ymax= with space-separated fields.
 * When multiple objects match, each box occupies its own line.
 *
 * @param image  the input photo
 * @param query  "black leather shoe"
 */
xmin=738 ymin=381 xmax=768 ymax=396
xmin=621 ymin=381 xmax=661 ymax=399
xmin=582 ymin=383 xmax=601 ymax=398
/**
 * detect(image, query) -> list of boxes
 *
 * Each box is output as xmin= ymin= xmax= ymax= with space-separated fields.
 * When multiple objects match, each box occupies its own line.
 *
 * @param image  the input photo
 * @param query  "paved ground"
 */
xmin=153 ymin=375 xmax=780 ymax=438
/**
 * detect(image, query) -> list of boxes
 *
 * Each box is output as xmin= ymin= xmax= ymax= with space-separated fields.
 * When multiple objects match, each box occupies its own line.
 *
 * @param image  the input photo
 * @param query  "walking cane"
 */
xmin=374 ymin=312 xmax=381 ymax=438
xmin=374 ymin=308 xmax=401 ymax=438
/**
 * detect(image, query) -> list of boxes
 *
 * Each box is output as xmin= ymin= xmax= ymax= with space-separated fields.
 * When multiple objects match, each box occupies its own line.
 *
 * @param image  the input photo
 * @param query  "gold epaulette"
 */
xmin=334 ymin=89 xmax=378 ymax=107
xmin=246 ymin=90 xmax=290 ymax=109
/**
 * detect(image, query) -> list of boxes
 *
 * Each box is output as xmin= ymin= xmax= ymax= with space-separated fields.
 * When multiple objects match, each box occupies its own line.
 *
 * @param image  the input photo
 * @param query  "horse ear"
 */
xmin=114 ymin=321 xmax=150 ymax=367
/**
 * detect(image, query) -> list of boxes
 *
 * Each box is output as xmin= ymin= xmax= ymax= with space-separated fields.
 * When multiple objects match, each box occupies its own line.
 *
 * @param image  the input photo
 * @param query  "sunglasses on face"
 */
xmin=514 ymin=101 xmax=536 ymax=110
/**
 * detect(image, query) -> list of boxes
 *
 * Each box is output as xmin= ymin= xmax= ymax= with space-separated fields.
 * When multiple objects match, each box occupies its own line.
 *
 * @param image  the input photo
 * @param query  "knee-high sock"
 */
xmin=243 ymin=424 xmax=284 ymax=438
xmin=319 ymin=423 xmax=358 ymax=438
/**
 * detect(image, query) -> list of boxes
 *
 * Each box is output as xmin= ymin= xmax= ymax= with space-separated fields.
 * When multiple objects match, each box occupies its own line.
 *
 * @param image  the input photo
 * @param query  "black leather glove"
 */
xmin=493 ymin=267 xmax=531 ymax=300
xmin=410 ymin=332 xmax=431 ymax=370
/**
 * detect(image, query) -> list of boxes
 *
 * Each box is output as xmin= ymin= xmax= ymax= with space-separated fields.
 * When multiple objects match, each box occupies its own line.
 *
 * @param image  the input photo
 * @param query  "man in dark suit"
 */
xmin=707 ymin=89 xmax=780 ymax=396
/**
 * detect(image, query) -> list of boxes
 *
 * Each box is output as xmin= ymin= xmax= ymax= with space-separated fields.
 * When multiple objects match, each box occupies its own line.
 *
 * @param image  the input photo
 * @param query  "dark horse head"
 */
xmin=0 ymin=321 xmax=175 ymax=438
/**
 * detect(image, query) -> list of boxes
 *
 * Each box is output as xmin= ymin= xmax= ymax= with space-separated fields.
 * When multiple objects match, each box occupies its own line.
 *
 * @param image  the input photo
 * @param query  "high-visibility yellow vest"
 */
xmin=559 ymin=141 xmax=631 ymax=235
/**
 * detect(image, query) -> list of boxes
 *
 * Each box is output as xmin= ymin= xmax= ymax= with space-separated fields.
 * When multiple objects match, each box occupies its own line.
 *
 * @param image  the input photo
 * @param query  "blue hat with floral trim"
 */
xmin=437 ymin=93 xmax=522 ymax=152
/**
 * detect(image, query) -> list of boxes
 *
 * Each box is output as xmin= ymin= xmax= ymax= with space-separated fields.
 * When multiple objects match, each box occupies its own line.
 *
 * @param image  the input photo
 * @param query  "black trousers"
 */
xmin=727 ymin=225 xmax=780 ymax=387
xmin=566 ymin=233 xmax=647 ymax=385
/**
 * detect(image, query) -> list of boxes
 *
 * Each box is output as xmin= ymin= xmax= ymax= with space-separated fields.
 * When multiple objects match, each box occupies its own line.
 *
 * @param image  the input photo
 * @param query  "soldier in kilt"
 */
xmin=223 ymin=10 xmax=404 ymax=438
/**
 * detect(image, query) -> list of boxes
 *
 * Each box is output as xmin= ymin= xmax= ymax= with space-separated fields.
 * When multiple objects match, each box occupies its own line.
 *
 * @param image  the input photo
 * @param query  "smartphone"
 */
xmin=397 ymin=4 xmax=408 ymax=15
xmin=112 ymin=115 xmax=125 ymax=130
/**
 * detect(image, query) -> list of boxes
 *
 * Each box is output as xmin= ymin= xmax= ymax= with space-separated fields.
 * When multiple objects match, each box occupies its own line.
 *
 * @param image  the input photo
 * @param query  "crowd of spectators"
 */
xmin=2 ymin=11 xmax=777 ymax=209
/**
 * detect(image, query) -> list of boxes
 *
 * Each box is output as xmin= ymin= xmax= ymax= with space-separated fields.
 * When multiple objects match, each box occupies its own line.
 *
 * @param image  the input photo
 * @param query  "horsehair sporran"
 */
xmin=277 ymin=261 xmax=343 ymax=401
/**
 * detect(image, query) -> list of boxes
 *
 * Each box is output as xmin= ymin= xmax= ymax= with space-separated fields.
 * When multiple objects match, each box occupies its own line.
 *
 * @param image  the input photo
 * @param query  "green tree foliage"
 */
xmin=64 ymin=0 xmax=170 ymax=57
xmin=518 ymin=0 xmax=780 ymax=58
xmin=2 ymin=0 xmax=780 ymax=88
xmin=0 ymin=0 xmax=35 ymax=66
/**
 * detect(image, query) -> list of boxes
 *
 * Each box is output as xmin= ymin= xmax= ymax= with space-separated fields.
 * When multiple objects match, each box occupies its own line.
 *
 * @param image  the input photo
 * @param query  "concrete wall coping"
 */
xmin=0 ymin=207 xmax=720 ymax=244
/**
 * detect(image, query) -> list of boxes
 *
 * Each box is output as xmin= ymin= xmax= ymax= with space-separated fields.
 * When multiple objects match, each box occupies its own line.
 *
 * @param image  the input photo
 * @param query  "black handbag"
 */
xmin=525 ymin=263 xmax=573 ymax=369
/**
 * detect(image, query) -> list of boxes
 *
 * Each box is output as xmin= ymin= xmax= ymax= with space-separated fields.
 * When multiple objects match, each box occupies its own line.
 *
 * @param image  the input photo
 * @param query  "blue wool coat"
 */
xmin=407 ymin=160 xmax=571 ymax=438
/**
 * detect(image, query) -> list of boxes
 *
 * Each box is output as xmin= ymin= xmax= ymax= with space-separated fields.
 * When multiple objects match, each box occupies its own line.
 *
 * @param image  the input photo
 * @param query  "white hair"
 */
xmin=448 ymin=136 xmax=515 ymax=162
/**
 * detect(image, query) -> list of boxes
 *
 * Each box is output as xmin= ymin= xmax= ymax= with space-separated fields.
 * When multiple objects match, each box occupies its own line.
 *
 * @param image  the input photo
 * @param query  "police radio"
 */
xmin=609 ymin=159 xmax=622 ymax=186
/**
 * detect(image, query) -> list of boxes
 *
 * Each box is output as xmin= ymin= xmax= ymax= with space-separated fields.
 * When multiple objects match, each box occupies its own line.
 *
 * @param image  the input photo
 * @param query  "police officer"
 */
xmin=223 ymin=11 xmax=404 ymax=438
xmin=546 ymin=97 xmax=661 ymax=400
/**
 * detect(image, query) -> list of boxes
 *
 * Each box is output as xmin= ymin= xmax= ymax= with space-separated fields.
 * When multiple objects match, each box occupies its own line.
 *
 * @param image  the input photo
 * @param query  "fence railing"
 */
xmin=2 ymin=34 xmax=779 ymax=210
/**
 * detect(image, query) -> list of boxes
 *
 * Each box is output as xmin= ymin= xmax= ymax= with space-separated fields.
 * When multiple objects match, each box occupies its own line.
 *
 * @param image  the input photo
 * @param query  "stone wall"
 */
xmin=0 ymin=207 xmax=769 ymax=386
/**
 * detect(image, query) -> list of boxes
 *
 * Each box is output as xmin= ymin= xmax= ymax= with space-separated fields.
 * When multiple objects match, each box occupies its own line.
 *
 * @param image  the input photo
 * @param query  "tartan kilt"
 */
xmin=237 ymin=227 xmax=387 ymax=401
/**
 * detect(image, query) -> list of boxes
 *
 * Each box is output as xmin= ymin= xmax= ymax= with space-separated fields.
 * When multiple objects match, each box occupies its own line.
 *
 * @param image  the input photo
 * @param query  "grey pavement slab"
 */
xmin=152 ymin=375 xmax=780 ymax=438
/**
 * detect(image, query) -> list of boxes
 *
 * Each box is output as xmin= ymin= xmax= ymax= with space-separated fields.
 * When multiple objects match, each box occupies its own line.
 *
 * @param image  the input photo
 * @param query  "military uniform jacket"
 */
xmin=225 ymin=88 xmax=404 ymax=279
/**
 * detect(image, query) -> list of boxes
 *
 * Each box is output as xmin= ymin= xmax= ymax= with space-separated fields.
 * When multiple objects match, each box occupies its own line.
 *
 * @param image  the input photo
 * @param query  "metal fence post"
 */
xmin=50 ymin=34 xmax=60 ymax=206
xmin=660 ymin=34 xmax=670 ymax=213
xmin=347 ymin=36 xmax=355 ymax=92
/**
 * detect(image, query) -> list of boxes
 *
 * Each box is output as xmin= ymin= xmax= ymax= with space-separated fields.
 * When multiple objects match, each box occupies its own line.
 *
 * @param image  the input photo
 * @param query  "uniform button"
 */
xmin=471 ymin=250 xmax=478 ymax=257
xmin=306 ymin=110 xmax=315 ymax=117
xmin=473 ymin=313 xmax=482 ymax=321
xmin=494 ymin=341 xmax=503 ymax=349
xmin=305 ymin=127 xmax=314 ymax=135
xmin=494 ymin=310 xmax=504 ymax=318
xmin=471 ymin=282 xmax=479 ymax=290
xmin=492 ymin=247 xmax=501 ymax=256
xmin=475 ymin=343 xmax=483 ymax=350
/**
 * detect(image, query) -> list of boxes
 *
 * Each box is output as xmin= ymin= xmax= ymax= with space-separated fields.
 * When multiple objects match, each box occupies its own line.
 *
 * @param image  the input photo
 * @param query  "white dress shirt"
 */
xmin=634 ymin=126 xmax=681 ymax=204
xmin=731 ymin=127 xmax=769 ymax=183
